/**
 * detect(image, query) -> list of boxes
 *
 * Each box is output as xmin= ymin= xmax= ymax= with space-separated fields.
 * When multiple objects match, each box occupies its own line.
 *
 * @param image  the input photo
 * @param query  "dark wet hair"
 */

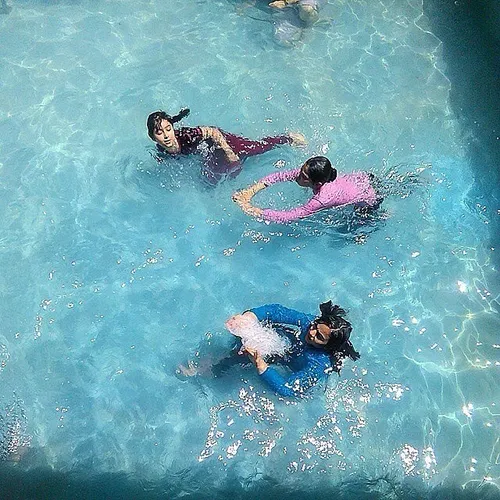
xmin=304 ymin=156 xmax=337 ymax=184
xmin=146 ymin=108 xmax=190 ymax=140
xmin=315 ymin=300 xmax=360 ymax=373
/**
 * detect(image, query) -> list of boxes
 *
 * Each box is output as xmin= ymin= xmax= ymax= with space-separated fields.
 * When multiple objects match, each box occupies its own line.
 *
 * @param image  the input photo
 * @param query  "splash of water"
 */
xmin=226 ymin=315 xmax=291 ymax=360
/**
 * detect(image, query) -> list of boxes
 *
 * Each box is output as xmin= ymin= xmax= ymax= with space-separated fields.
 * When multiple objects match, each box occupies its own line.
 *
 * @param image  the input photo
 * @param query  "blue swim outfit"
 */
xmin=250 ymin=304 xmax=333 ymax=398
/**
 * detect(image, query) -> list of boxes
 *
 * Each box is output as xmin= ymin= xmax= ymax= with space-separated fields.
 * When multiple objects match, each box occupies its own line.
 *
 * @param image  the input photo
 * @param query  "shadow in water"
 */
xmin=1 ymin=462 xmax=500 ymax=500
xmin=423 ymin=0 xmax=500 ymax=267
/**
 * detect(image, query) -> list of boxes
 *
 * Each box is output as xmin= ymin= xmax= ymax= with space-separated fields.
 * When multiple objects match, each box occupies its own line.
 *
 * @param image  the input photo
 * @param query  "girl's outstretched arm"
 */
xmin=232 ymin=181 xmax=267 ymax=217
xmin=250 ymin=304 xmax=314 ymax=328
xmin=261 ymin=196 xmax=325 ymax=223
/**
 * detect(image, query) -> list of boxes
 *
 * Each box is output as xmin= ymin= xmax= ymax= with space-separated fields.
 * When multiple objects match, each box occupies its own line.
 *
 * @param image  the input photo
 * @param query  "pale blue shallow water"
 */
xmin=0 ymin=0 xmax=499 ymax=497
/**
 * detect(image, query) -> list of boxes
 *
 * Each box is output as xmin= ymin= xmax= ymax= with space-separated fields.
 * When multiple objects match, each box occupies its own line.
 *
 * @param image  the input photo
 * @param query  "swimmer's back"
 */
xmin=316 ymin=171 xmax=378 ymax=208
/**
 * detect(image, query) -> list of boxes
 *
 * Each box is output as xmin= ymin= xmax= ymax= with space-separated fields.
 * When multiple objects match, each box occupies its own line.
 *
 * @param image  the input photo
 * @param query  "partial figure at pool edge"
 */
xmin=178 ymin=301 xmax=360 ymax=398
xmin=147 ymin=108 xmax=306 ymax=186
xmin=269 ymin=0 xmax=326 ymax=47
xmin=270 ymin=0 xmax=324 ymax=25
xmin=233 ymin=155 xmax=383 ymax=222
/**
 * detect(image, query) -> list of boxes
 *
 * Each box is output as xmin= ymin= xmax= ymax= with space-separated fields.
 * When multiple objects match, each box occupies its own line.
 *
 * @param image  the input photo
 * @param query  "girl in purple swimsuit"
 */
xmin=147 ymin=108 xmax=306 ymax=186
xmin=233 ymin=156 xmax=383 ymax=223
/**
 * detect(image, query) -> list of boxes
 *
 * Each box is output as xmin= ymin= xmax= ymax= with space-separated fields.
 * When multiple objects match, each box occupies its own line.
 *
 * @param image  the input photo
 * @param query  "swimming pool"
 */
xmin=0 ymin=0 xmax=499 ymax=497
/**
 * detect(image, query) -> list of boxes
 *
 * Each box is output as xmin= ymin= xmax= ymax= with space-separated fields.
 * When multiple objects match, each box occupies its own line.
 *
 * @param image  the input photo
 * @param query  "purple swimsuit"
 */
xmin=260 ymin=168 xmax=378 ymax=223
xmin=157 ymin=127 xmax=291 ymax=185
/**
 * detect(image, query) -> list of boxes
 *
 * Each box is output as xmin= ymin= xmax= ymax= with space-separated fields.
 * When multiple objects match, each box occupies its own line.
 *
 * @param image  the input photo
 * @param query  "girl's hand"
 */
xmin=240 ymin=347 xmax=268 ymax=374
xmin=225 ymin=149 xmax=240 ymax=164
xmin=288 ymin=131 xmax=307 ymax=147
xmin=236 ymin=198 xmax=263 ymax=217
xmin=232 ymin=182 xmax=267 ymax=204
xmin=232 ymin=189 xmax=252 ymax=204
xmin=233 ymin=186 xmax=264 ymax=218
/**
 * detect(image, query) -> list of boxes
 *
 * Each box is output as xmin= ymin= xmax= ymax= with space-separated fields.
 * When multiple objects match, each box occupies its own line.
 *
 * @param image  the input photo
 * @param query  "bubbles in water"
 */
xmin=374 ymin=163 xmax=431 ymax=200
xmin=0 ymin=395 xmax=31 ymax=462
xmin=0 ymin=344 xmax=9 ymax=372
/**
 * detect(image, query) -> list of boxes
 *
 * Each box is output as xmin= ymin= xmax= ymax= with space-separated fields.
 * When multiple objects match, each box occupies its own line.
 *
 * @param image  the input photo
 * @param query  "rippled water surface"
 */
xmin=0 ymin=0 xmax=499 ymax=496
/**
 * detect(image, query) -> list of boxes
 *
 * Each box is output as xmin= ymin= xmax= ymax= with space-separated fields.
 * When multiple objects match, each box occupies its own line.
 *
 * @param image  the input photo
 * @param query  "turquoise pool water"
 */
xmin=0 ymin=0 xmax=499 ymax=497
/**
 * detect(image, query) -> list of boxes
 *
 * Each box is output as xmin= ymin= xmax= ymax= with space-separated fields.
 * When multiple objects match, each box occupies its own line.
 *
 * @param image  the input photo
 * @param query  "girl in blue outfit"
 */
xmin=190 ymin=301 xmax=359 ymax=398
xmin=242 ymin=301 xmax=360 ymax=397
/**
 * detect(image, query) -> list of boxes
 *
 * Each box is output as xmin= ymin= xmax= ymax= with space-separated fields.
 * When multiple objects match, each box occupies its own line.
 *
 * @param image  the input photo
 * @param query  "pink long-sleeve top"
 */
xmin=260 ymin=168 xmax=378 ymax=223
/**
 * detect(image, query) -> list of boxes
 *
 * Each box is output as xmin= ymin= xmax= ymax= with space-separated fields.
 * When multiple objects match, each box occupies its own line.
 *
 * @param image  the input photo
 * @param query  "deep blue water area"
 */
xmin=424 ymin=0 xmax=500 ymax=268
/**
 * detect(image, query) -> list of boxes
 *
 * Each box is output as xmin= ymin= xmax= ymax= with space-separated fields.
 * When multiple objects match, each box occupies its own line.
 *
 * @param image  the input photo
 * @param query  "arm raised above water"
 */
xmin=199 ymin=126 xmax=239 ymax=163
xmin=250 ymin=304 xmax=313 ymax=328
xmin=260 ymin=168 xmax=301 ymax=186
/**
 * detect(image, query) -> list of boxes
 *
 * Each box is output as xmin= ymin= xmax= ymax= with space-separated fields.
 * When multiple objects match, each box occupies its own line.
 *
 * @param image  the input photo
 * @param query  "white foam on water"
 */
xmin=225 ymin=315 xmax=291 ymax=360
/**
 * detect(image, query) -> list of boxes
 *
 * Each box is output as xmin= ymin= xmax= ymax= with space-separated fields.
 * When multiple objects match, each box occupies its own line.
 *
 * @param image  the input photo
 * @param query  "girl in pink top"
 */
xmin=233 ymin=156 xmax=382 ymax=223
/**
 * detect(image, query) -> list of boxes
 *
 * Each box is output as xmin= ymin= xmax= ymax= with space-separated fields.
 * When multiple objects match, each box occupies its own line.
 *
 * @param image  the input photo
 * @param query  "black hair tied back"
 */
xmin=319 ymin=300 xmax=345 ymax=318
xmin=318 ymin=300 xmax=360 ymax=372
xmin=170 ymin=107 xmax=190 ymax=124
